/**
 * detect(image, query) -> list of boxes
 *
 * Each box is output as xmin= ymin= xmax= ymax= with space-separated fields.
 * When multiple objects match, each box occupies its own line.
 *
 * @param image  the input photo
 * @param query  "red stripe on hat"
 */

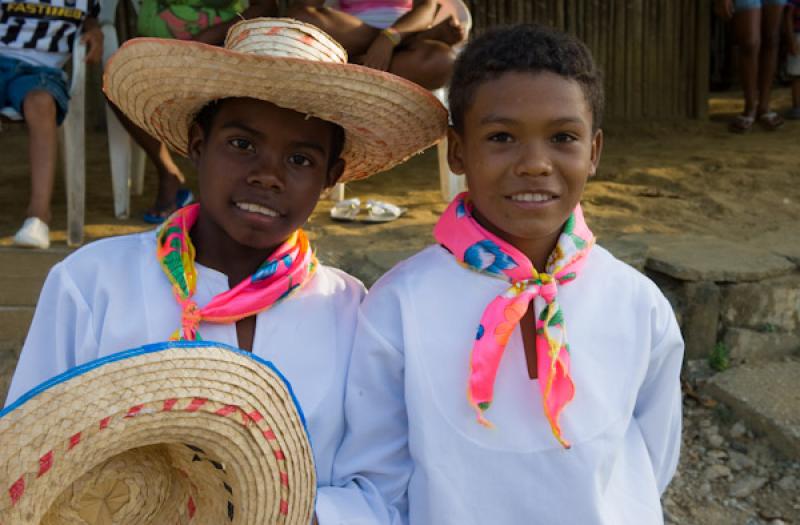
xmin=274 ymin=450 xmax=285 ymax=461
xmin=263 ymin=429 xmax=276 ymax=440
xmin=185 ymin=398 xmax=207 ymax=412
xmin=9 ymin=477 xmax=24 ymax=506
xmin=68 ymin=432 xmax=81 ymax=450
xmin=215 ymin=405 xmax=238 ymax=417
xmin=280 ymin=500 xmax=288 ymax=515
xmin=125 ymin=404 xmax=144 ymax=418
xmin=99 ymin=417 xmax=111 ymax=429
xmin=162 ymin=398 xmax=178 ymax=411
xmin=187 ymin=496 xmax=196 ymax=518
xmin=37 ymin=451 xmax=53 ymax=478
xmin=280 ymin=471 xmax=289 ymax=486
xmin=247 ymin=410 xmax=263 ymax=423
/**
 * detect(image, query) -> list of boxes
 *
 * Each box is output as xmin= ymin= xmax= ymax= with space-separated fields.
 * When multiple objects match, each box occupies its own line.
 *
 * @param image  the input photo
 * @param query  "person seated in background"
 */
xmin=1 ymin=0 xmax=104 ymax=249
xmin=287 ymin=0 xmax=465 ymax=90
xmin=107 ymin=0 xmax=279 ymax=224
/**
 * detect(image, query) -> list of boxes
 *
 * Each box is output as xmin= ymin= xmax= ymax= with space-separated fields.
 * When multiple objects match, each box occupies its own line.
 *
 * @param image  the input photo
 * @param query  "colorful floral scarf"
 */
xmin=156 ymin=203 xmax=316 ymax=341
xmin=433 ymin=193 xmax=595 ymax=448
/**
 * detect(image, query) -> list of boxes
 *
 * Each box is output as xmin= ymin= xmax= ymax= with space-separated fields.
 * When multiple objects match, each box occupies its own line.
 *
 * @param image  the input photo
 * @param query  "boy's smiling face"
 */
xmin=189 ymin=98 xmax=344 ymax=255
xmin=448 ymin=71 xmax=603 ymax=267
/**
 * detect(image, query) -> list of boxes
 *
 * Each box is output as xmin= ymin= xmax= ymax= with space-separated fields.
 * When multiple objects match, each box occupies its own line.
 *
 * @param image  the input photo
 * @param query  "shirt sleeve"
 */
xmin=315 ymin=287 xmax=411 ymax=525
xmin=633 ymin=292 xmax=684 ymax=494
xmin=4 ymin=263 xmax=98 ymax=408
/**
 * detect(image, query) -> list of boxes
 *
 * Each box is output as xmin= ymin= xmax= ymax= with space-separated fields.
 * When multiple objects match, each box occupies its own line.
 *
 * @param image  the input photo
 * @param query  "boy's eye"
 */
xmin=288 ymin=154 xmax=312 ymax=167
xmin=487 ymin=132 xmax=514 ymax=143
xmin=229 ymin=138 xmax=254 ymax=151
xmin=552 ymin=133 xmax=578 ymax=144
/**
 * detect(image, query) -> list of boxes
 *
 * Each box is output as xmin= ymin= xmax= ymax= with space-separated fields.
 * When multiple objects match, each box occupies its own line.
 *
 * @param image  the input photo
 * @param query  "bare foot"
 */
xmin=418 ymin=16 xmax=465 ymax=46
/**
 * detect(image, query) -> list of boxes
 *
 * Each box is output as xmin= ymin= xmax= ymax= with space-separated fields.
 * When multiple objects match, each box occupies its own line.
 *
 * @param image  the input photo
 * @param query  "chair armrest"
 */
xmin=70 ymin=40 xmax=88 ymax=98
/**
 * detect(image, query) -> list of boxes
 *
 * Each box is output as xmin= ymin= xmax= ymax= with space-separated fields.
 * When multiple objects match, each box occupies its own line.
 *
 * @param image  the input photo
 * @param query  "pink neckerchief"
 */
xmin=433 ymin=192 xmax=595 ymax=448
xmin=156 ymin=204 xmax=316 ymax=341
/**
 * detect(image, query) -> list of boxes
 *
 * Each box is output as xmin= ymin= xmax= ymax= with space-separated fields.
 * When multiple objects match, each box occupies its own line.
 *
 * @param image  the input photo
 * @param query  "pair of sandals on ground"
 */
xmin=729 ymin=109 xmax=785 ymax=132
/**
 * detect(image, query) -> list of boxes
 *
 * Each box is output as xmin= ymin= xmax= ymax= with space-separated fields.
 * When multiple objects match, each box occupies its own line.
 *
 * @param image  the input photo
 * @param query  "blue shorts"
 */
xmin=734 ymin=0 xmax=787 ymax=10
xmin=0 ymin=56 xmax=70 ymax=125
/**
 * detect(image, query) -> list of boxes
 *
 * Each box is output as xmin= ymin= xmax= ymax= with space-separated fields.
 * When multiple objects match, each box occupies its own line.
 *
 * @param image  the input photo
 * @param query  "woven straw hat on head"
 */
xmin=0 ymin=341 xmax=315 ymax=524
xmin=103 ymin=17 xmax=448 ymax=183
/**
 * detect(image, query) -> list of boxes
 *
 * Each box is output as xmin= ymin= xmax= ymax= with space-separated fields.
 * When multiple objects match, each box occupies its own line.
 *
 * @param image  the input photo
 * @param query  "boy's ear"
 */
xmin=324 ymin=158 xmax=346 ymax=189
xmin=588 ymin=128 xmax=604 ymax=178
xmin=446 ymin=127 xmax=467 ymax=176
xmin=187 ymin=122 xmax=205 ymax=166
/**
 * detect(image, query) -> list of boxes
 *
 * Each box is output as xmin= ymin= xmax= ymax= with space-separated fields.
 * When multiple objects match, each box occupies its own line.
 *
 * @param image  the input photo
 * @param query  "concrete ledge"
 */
xmin=706 ymin=360 xmax=800 ymax=460
xmin=645 ymin=236 xmax=795 ymax=282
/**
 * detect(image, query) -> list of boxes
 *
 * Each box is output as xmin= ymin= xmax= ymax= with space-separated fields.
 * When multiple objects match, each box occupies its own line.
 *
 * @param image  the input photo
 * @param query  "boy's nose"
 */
xmin=246 ymin=156 xmax=286 ymax=191
xmin=516 ymin=142 xmax=553 ymax=177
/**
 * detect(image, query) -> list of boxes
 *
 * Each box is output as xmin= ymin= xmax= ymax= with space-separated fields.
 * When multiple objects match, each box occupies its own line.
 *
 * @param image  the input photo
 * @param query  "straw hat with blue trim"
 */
xmin=103 ymin=17 xmax=448 ymax=183
xmin=0 ymin=342 xmax=314 ymax=524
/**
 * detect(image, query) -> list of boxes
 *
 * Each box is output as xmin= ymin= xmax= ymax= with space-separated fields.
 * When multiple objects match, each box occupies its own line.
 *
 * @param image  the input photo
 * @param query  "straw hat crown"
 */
xmin=104 ymin=18 xmax=448 ymax=182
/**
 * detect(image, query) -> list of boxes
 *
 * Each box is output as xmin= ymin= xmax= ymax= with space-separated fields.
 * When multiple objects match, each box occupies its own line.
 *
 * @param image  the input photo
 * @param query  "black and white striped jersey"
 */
xmin=0 ymin=0 xmax=100 ymax=67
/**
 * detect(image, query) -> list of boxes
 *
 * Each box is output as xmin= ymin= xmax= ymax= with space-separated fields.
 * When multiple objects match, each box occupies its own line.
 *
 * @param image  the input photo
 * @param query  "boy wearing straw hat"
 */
xmin=5 ymin=16 xmax=446 ymax=522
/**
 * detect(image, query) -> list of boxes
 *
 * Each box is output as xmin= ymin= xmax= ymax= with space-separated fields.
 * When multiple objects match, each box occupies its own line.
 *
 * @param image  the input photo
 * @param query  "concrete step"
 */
xmin=0 ymin=306 xmax=34 ymax=348
xmin=0 ymin=247 xmax=71 ymax=306
xmin=706 ymin=359 xmax=800 ymax=460
xmin=0 ymin=246 xmax=72 ymax=277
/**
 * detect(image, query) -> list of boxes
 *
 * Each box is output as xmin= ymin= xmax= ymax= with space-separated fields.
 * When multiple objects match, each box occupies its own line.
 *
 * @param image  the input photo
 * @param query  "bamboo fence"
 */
xmin=464 ymin=0 xmax=711 ymax=120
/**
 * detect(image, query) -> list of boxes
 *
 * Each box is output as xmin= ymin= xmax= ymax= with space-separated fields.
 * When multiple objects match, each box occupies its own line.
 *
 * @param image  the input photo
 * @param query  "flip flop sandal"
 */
xmin=758 ymin=111 xmax=784 ymax=130
xmin=728 ymin=114 xmax=755 ymax=133
xmin=143 ymin=189 xmax=194 ymax=224
xmin=363 ymin=199 xmax=407 ymax=223
xmin=330 ymin=198 xmax=361 ymax=222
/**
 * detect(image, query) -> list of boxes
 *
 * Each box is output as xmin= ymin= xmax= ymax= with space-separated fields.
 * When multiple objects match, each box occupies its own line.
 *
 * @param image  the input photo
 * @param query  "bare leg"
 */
xmin=23 ymin=90 xmax=58 ymax=223
xmin=756 ymin=3 xmax=784 ymax=115
xmin=285 ymin=5 xmax=379 ymax=55
xmin=390 ymin=40 xmax=455 ymax=90
xmin=107 ymin=97 xmax=184 ymax=215
xmin=733 ymin=7 xmax=762 ymax=117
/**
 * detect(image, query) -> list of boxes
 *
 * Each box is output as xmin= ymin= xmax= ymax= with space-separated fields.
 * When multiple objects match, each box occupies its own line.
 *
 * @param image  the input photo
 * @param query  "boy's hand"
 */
xmin=361 ymin=34 xmax=395 ymax=71
xmin=81 ymin=25 xmax=104 ymax=64
xmin=713 ymin=0 xmax=734 ymax=20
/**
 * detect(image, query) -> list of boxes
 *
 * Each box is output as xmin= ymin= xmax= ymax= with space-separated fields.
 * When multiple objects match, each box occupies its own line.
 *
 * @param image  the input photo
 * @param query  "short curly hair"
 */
xmin=449 ymin=24 xmax=604 ymax=132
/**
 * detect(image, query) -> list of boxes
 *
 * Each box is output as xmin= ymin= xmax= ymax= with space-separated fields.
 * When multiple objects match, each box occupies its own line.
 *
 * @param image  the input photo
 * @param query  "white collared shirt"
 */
xmin=324 ymin=244 xmax=684 ymax=525
xmin=5 ymin=231 xmax=366 ymax=509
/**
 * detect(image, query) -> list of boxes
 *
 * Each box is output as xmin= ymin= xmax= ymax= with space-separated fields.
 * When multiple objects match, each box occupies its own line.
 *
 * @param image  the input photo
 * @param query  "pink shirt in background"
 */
xmin=336 ymin=0 xmax=412 ymax=28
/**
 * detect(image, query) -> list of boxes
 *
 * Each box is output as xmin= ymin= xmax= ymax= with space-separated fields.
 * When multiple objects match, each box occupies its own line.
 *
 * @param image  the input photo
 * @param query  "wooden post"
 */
xmin=694 ymin=0 xmax=711 ymax=119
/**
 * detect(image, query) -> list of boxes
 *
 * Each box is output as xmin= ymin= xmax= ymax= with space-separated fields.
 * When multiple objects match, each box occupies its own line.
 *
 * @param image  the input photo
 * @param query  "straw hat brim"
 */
xmin=103 ymin=38 xmax=448 ymax=183
xmin=0 ymin=341 xmax=315 ymax=524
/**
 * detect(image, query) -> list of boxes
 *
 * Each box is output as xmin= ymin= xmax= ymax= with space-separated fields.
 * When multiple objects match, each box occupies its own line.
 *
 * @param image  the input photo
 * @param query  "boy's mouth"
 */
xmin=235 ymin=201 xmax=281 ymax=218
xmin=508 ymin=192 xmax=558 ymax=203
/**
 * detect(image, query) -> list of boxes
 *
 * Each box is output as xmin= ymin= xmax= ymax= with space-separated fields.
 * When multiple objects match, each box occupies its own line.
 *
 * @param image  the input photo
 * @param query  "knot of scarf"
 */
xmin=433 ymin=193 xmax=595 ymax=449
xmin=156 ymin=203 xmax=317 ymax=341
xmin=177 ymin=296 xmax=202 ymax=341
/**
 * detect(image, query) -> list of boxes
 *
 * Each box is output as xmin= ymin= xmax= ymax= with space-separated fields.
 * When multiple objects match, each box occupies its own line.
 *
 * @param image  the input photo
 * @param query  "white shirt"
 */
xmin=5 ymin=231 xmax=366 ymax=516
xmin=0 ymin=0 xmax=100 ymax=68
xmin=326 ymin=244 xmax=684 ymax=525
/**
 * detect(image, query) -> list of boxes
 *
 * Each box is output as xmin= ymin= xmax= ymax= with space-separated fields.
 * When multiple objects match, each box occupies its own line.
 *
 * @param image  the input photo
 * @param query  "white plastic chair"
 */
xmin=0 ymin=41 xmax=88 ymax=246
xmin=101 ymin=0 xmax=146 ymax=219
xmin=330 ymin=0 xmax=471 ymax=202
xmin=433 ymin=0 xmax=470 ymax=202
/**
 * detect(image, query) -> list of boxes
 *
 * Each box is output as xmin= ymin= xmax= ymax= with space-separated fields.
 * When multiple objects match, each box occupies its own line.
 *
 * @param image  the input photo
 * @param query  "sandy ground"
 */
xmin=1 ymin=88 xmax=797 ymax=255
